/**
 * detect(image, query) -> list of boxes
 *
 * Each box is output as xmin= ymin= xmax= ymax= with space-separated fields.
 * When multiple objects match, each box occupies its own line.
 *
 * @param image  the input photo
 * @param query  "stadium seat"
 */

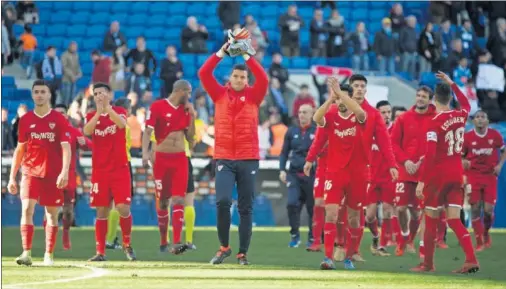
xmin=82 ymin=37 xmax=101 ymax=51
xmin=197 ymin=195 xmax=217 ymax=226
xmin=44 ymin=37 xmax=64 ymax=50
xmin=110 ymin=13 xmax=128 ymax=24
xmin=328 ymin=57 xmax=351 ymax=68
xmin=352 ymin=9 xmax=369 ymax=21
xmin=77 ymin=77 xmax=91 ymax=89
xmin=1 ymin=194 xmax=21 ymax=226
xmin=298 ymin=7 xmax=314 ymax=20
xmin=370 ymin=1 xmax=387 ymax=8
xmin=12 ymin=24 xmax=24 ymax=38
xmin=30 ymin=24 xmax=45 ymax=37
xmin=67 ymin=25 xmax=87 ymax=38
xmin=146 ymin=40 xmax=160 ymax=52
xmin=131 ymin=1 xmax=149 ymax=13
xmin=147 ymin=15 xmax=166 ymax=27
xmin=2 ymin=88 xmax=15 ymax=100
xmin=127 ymin=15 xmax=147 ymax=27
xmin=2 ymin=76 xmax=16 ymax=88
xmin=420 ymin=72 xmax=438 ymax=88
xmin=148 ymin=2 xmax=170 ymax=15
xmin=53 ymin=1 xmax=73 ymax=11
xmin=75 ymin=198 xmax=95 ymax=226
xmin=291 ymin=57 xmax=309 ymax=69
xmin=50 ymin=12 xmax=72 ymax=24
xmin=187 ymin=3 xmax=208 ymax=15
xmin=81 ymin=63 xmax=93 ymax=77
xmin=93 ymin=12 xmax=110 ymax=25
xmin=477 ymin=37 xmax=487 ymax=49
xmin=72 ymin=1 xmax=92 ymax=11
xmin=179 ymin=54 xmax=195 ymax=66
xmin=110 ymin=2 xmax=129 ymax=14
xmin=86 ymin=25 xmax=106 ymax=38
xmin=310 ymin=57 xmax=327 ymax=66
xmin=48 ymin=24 xmax=67 ymax=37
xmin=144 ymin=27 xmax=165 ymax=40
xmin=92 ymin=1 xmax=112 ymax=12
xmin=166 ymin=15 xmax=187 ymax=27
xmin=170 ymin=2 xmax=188 ymax=15
xmin=353 ymin=1 xmax=369 ymax=8
xmin=254 ymin=195 xmax=275 ymax=226
xmin=36 ymin=1 xmax=53 ymax=10
xmin=370 ymin=9 xmax=385 ymax=21
xmin=71 ymin=12 xmax=90 ymax=25
xmin=16 ymin=89 xmax=32 ymax=101
xmin=164 ymin=28 xmax=181 ymax=41
xmin=125 ymin=26 xmax=145 ymax=40
xmin=260 ymin=5 xmax=279 ymax=18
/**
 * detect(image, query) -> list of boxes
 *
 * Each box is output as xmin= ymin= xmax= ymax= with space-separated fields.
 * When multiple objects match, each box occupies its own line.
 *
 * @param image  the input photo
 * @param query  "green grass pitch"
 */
xmin=2 ymin=227 xmax=506 ymax=289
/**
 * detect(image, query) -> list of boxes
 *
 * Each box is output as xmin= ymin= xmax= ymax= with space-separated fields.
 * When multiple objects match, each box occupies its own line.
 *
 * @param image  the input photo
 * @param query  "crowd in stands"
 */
xmin=2 ymin=1 xmax=506 ymax=159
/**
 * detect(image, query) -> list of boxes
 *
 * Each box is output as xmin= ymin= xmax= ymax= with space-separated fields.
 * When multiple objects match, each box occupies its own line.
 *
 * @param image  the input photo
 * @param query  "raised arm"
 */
xmin=106 ymin=106 xmax=127 ymax=129
xmin=197 ymin=45 xmax=227 ymax=102
xmin=244 ymin=54 xmax=269 ymax=105
xmin=436 ymin=71 xmax=470 ymax=112
xmin=329 ymin=78 xmax=366 ymax=123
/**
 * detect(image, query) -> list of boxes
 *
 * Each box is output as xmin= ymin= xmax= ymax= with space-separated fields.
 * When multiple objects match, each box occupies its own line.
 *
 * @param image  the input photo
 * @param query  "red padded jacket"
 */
xmin=198 ymin=54 xmax=268 ymax=160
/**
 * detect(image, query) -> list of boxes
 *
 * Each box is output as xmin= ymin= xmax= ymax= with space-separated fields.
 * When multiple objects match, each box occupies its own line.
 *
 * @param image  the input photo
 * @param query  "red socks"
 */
xmin=120 ymin=214 xmax=133 ymax=247
xmin=42 ymin=219 xmax=47 ymax=229
xmin=472 ymin=217 xmax=484 ymax=239
xmin=21 ymin=224 xmax=34 ymax=251
xmin=367 ymin=218 xmax=379 ymax=238
xmin=346 ymin=227 xmax=361 ymax=259
xmin=437 ymin=211 xmax=447 ymax=242
xmin=172 ymin=205 xmax=184 ymax=244
xmin=312 ymin=206 xmax=325 ymax=245
xmin=354 ymin=213 xmax=365 ymax=254
xmin=324 ymin=222 xmax=336 ymax=259
xmin=483 ymin=213 xmax=494 ymax=235
xmin=157 ymin=209 xmax=169 ymax=246
xmin=45 ymin=225 xmax=58 ymax=254
xmin=380 ymin=218 xmax=391 ymax=248
xmin=408 ymin=217 xmax=420 ymax=243
xmin=419 ymin=241 xmax=425 ymax=260
xmin=95 ymin=218 xmax=108 ymax=255
xmin=447 ymin=218 xmax=477 ymax=264
xmin=62 ymin=218 xmax=71 ymax=248
xmin=392 ymin=215 xmax=401 ymax=243
xmin=423 ymin=215 xmax=438 ymax=267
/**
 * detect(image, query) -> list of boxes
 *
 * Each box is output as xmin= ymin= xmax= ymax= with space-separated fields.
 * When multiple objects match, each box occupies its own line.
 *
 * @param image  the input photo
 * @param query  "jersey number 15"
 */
xmin=445 ymin=127 xmax=464 ymax=156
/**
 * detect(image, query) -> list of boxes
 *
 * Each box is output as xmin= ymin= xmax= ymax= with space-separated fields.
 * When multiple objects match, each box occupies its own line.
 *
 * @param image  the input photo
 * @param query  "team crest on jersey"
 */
xmin=166 ymin=113 xmax=172 ymax=118
xmin=240 ymin=96 xmax=245 ymax=102
xmin=472 ymin=141 xmax=476 ymax=145
xmin=488 ymin=139 xmax=493 ymax=145
xmin=310 ymin=134 xmax=315 ymax=140
xmin=351 ymin=116 xmax=356 ymax=123
xmin=49 ymin=122 xmax=55 ymax=129
xmin=217 ymin=165 xmax=223 ymax=171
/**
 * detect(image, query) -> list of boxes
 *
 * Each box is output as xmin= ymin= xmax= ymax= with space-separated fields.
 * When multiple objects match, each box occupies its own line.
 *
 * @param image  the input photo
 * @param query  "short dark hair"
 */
xmin=93 ymin=82 xmax=111 ymax=92
xmin=24 ymin=25 xmax=32 ymax=33
xmin=434 ymin=83 xmax=452 ymax=105
xmin=232 ymin=64 xmax=247 ymax=71
xmin=55 ymin=104 xmax=68 ymax=111
xmin=391 ymin=106 xmax=407 ymax=121
xmin=46 ymin=46 xmax=55 ymax=52
xmin=417 ymin=85 xmax=434 ymax=100
xmin=91 ymin=50 xmax=101 ymax=56
xmin=472 ymin=110 xmax=488 ymax=119
xmin=300 ymin=84 xmax=309 ymax=89
xmin=376 ymin=100 xmax=391 ymax=109
xmin=114 ymin=97 xmax=131 ymax=110
xmin=349 ymin=74 xmax=368 ymax=84
xmin=32 ymin=79 xmax=51 ymax=90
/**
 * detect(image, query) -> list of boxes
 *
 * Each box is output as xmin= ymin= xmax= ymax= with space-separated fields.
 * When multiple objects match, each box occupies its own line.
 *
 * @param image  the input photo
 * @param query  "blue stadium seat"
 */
xmin=31 ymin=25 xmax=45 ymax=37
xmin=260 ymin=5 xmax=279 ymax=18
xmin=67 ymin=25 xmax=87 ymax=38
xmin=53 ymin=1 xmax=73 ymax=11
xmin=369 ymin=22 xmax=382 ymax=34
xmin=39 ymin=13 xmax=51 ymax=24
xmin=170 ymin=2 xmax=188 ymax=15
xmin=72 ymin=1 xmax=92 ymax=11
xmin=92 ymin=1 xmax=111 ymax=12
xmin=77 ymin=77 xmax=91 ymax=89
xmin=147 ymin=15 xmax=166 ymax=27
xmin=114 ymin=90 xmax=125 ymax=100
xmin=144 ymin=27 xmax=165 ymax=40
xmin=179 ymin=54 xmax=195 ymax=66
xmin=185 ymin=66 xmax=197 ymax=78
xmin=203 ymin=18 xmax=221 ymax=30
xmin=300 ymin=31 xmax=310 ymax=47
xmin=149 ymin=2 xmax=170 ymax=15
xmin=370 ymin=1 xmax=387 ymax=8
xmin=109 ymin=14 xmax=128 ymax=24
xmin=82 ymin=37 xmax=101 ymax=50
xmin=164 ymin=28 xmax=181 ymax=41
xmin=298 ymin=7 xmax=314 ymax=19
xmin=2 ymin=76 xmax=16 ymax=88
xmin=81 ymin=63 xmax=93 ymax=76
xmin=86 ymin=25 xmax=106 ymax=37
xmin=352 ymin=1 xmax=369 ymax=8
xmin=197 ymin=54 xmax=211 ymax=67
xmin=16 ymin=89 xmax=32 ymax=101
xmin=131 ymin=1 xmax=149 ymax=13
xmin=197 ymin=195 xmax=217 ymax=226
xmin=44 ymin=37 xmax=64 ymax=50
xmin=36 ymin=1 xmax=53 ymax=10
xmin=261 ymin=19 xmax=277 ymax=31
xmin=71 ymin=12 xmax=90 ymax=25
xmin=50 ymin=12 xmax=72 ymax=24
xmin=420 ymin=72 xmax=438 ymax=88
xmin=48 ymin=24 xmax=67 ymax=37
xmin=125 ymin=26 xmax=145 ymax=39
xmin=127 ymin=15 xmax=146 ymax=26
xmin=75 ymin=197 xmax=94 ymax=226
xmin=146 ymin=40 xmax=160 ymax=52
xmin=291 ymin=57 xmax=309 ymax=69
xmin=13 ymin=24 xmax=24 ymax=38
xmin=1 ymin=194 xmax=21 ymax=226
xmin=338 ymin=8 xmax=351 ymax=19
xmin=253 ymin=195 xmax=275 ymax=226
xmin=310 ymin=57 xmax=327 ymax=66
xmin=111 ymin=2 xmax=129 ymax=14
xmin=93 ymin=12 xmax=110 ymax=25
xmin=187 ymin=3 xmax=208 ymax=15
xmin=206 ymin=42 xmax=215 ymax=52
xmin=477 ymin=37 xmax=487 ymax=49
xmin=352 ymin=9 xmax=369 ymax=21
xmin=328 ymin=57 xmax=351 ymax=68
xmin=2 ymin=88 xmax=15 ymax=100
xmin=166 ymin=15 xmax=187 ymax=26
xmin=369 ymin=9 xmax=385 ymax=21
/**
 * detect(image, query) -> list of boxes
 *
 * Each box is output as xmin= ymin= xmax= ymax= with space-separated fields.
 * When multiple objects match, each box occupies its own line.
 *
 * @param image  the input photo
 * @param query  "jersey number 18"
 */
xmin=445 ymin=127 xmax=464 ymax=156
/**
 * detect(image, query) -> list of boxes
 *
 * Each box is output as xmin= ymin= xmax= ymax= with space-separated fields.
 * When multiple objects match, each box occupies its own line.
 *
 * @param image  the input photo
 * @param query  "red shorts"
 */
xmin=367 ymin=180 xmax=396 ymax=205
xmin=424 ymin=178 xmax=463 ymax=209
xmin=20 ymin=174 xmax=64 ymax=207
xmin=468 ymin=173 xmax=497 ymax=205
xmin=153 ymin=152 xmax=188 ymax=200
xmin=67 ymin=170 xmax=77 ymax=190
xmin=314 ymin=167 xmax=326 ymax=199
xmin=395 ymin=181 xmax=420 ymax=209
xmin=324 ymin=166 xmax=368 ymax=210
xmin=90 ymin=165 xmax=131 ymax=207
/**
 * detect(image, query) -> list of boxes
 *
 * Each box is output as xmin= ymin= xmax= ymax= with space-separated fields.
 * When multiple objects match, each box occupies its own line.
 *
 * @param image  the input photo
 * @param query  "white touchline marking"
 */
xmin=4 ymin=265 xmax=108 ymax=289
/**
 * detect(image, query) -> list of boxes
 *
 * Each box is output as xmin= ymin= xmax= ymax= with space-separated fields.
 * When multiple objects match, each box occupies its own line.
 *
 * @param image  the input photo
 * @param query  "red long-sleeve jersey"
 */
xmin=306 ymin=126 xmax=328 ymax=163
xmin=371 ymin=124 xmax=393 ymax=183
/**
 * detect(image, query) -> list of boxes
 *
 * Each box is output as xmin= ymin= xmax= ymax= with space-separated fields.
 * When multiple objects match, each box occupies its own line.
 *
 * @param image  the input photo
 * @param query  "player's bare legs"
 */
xmin=61 ymin=202 xmax=74 ymax=251
xmin=308 ymin=197 xmax=324 ymax=252
xmin=321 ymin=203 xmax=338 ymax=270
xmin=365 ymin=203 xmax=382 ymax=255
xmin=43 ymin=206 xmax=60 ymax=266
xmin=446 ymin=206 xmax=479 ymax=273
xmin=411 ymin=207 xmax=438 ymax=272
xmin=417 ymin=212 xmax=425 ymax=263
xmin=184 ymin=192 xmax=197 ymax=249
xmin=483 ymin=202 xmax=495 ymax=248
xmin=407 ymin=207 xmax=421 ymax=252
xmin=333 ymin=206 xmax=347 ymax=261
xmin=395 ymin=205 xmax=410 ymax=255
xmin=89 ymin=206 xmax=110 ymax=261
xmin=170 ymin=196 xmax=188 ymax=254
xmin=116 ymin=203 xmax=135 ymax=260
xmin=16 ymin=199 xmax=37 ymax=266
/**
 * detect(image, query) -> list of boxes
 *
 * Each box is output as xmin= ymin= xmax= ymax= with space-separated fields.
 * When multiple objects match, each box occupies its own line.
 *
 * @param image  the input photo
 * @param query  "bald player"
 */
xmin=142 ymin=80 xmax=196 ymax=255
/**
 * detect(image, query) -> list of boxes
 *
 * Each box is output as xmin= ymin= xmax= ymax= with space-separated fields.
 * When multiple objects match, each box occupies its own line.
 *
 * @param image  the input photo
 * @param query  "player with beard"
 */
xmin=365 ymin=100 xmax=395 ymax=256
xmin=8 ymin=80 xmax=72 ymax=266
xmin=142 ymin=80 xmax=196 ymax=255
xmin=390 ymin=86 xmax=436 ymax=256
xmin=463 ymin=110 xmax=506 ymax=251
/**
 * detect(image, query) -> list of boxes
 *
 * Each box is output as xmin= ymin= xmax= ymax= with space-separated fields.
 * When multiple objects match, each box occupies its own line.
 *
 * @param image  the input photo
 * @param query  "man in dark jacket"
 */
xmin=1 ymin=107 xmax=14 ymax=151
xmin=103 ymin=21 xmax=126 ymax=52
xmin=268 ymin=53 xmax=290 ymax=91
xmin=181 ymin=16 xmax=209 ymax=54
xmin=278 ymin=5 xmax=304 ymax=57
xmin=487 ymin=18 xmax=506 ymax=68
xmin=125 ymin=63 xmax=152 ymax=109
xmin=400 ymin=16 xmax=418 ymax=77
xmin=218 ymin=1 xmax=240 ymax=30
xmin=458 ymin=20 xmax=479 ymax=59
xmin=125 ymin=36 xmax=157 ymax=78
xmin=279 ymin=104 xmax=316 ymax=248
xmin=443 ymin=39 xmax=464 ymax=74
xmin=373 ymin=18 xmax=397 ymax=74
xmin=160 ymin=45 xmax=183 ymax=98
xmin=309 ymin=9 xmax=327 ymax=57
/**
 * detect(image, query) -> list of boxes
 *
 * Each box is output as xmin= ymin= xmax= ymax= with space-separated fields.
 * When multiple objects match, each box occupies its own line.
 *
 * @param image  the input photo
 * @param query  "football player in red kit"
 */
xmin=7 ymin=80 xmax=71 ymax=266
xmin=412 ymin=71 xmax=479 ymax=274
xmin=366 ymin=100 xmax=394 ymax=257
xmin=84 ymin=83 xmax=136 ymax=261
xmin=304 ymin=126 xmax=328 ymax=252
xmin=54 ymin=104 xmax=92 ymax=250
xmin=463 ymin=110 xmax=506 ymax=251
xmin=390 ymin=86 xmax=436 ymax=256
xmin=313 ymin=77 xmax=369 ymax=270
xmin=142 ymin=80 xmax=196 ymax=255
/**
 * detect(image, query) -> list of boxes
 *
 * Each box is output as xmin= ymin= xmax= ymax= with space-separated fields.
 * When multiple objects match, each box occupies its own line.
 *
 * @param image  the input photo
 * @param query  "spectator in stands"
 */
xmin=269 ymin=53 xmax=290 ymax=91
xmin=443 ymin=39 xmax=464 ymax=74
xmin=160 ymin=45 xmax=183 ymax=98
xmin=268 ymin=77 xmax=289 ymax=123
xmin=373 ymin=18 xmax=397 ymax=74
xmin=389 ymin=3 xmax=405 ymax=36
xmin=391 ymin=106 xmax=407 ymax=122
xmin=1 ymin=107 xmax=14 ymax=151
xmin=110 ymin=45 xmax=127 ymax=91
xmin=194 ymin=90 xmax=211 ymax=125
xmin=278 ymin=5 xmax=304 ymax=57
xmin=91 ymin=50 xmax=112 ymax=85
xmin=258 ymin=117 xmax=273 ymax=160
xmin=11 ymin=103 xmax=27 ymax=146
xmin=19 ymin=25 xmax=37 ymax=78
xmin=326 ymin=9 xmax=346 ymax=57
xmin=125 ymin=36 xmax=157 ymax=77
xmin=247 ymin=20 xmax=268 ymax=54
xmin=218 ymin=1 xmax=240 ymax=31
xmin=42 ymin=46 xmax=63 ymax=106
xmin=488 ymin=2 xmax=506 ymax=36
xmin=181 ymin=16 xmax=209 ymax=54
xmin=400 ymin=16 xmax=418 ymax=78
xmin=292 ymin=84 xmax=316 ymax=119
xmin=269 ymin=113 xmax=287 ymax=157
xmin=440 ymin=19 xmax=456 ymax=59
xmin=16 ymin=1 xmax=38 ymax=24
xmin=60 ymin=41 xmax=82 ymax=106
xmin=487 ymin=18 xmax=506 ymax=68
xmin=349 ymin=22 xmax=370 ymax=71
xmin=103 ymin=21 xmax=127 ymax=53
xmin=453 ymin=57 xmax=472 ymax=87
xmin=2 ymin=6 xmax=16 ymax=65
xmin=1 ymin=20 xmax=10 ymax=68
xmin=458 ymin=19 xmax=479 ymax=59
xmin=125 ymin=62 xmax=152 ymax=109
xmin=418 ymin=22 xmax=441 ymax=74
xmin=309 ymin=9 xmax=328 ymax=57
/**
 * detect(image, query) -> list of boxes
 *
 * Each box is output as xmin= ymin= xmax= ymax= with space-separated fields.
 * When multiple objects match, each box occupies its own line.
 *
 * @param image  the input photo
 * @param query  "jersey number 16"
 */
xmin=445 ymin=127 xmax=464 ymax=156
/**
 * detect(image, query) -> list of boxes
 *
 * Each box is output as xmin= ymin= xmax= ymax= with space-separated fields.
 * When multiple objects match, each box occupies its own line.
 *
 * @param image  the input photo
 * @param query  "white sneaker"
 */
xmin=43 ymin=253 xmax=54 ymax=266
xmin=15 ymin=251 xmax=32 ymax=266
